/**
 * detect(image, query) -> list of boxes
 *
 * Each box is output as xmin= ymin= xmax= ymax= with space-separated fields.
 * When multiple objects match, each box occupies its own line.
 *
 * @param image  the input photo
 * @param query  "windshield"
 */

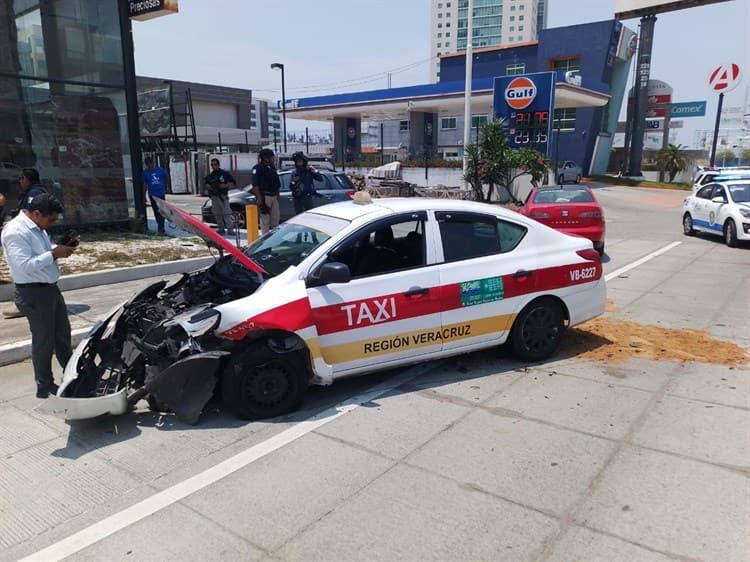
xmin=533 ymin=188 xmax=594 ymax=204
xmin=243 ymin=213 xmax=350 ymax=276
xmin=728 ymin=183 xmax=750 ymax=203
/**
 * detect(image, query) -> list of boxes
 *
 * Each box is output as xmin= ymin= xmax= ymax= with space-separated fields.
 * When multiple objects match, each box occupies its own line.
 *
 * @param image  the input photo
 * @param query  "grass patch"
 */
xmin=589 ymin=174 xmax=691 ymax=190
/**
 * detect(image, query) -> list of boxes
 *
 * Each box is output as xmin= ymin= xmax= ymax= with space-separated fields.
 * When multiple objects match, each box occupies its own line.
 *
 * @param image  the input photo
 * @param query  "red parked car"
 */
xmin=519 ymin=185 xmax=606 ymax=255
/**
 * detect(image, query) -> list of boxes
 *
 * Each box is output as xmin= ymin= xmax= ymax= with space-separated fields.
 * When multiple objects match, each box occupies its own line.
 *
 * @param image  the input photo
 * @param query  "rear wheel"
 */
xmin=594 ymin=241 xmax=605 ymax=256
xmin=724 ymin=219 xmax=738 ymax=247
xmin=509 ymin=298 xmax=565 ymax=362
xmin=221 ymin=343 xmax=309 ymax=420
xmin=682 ymin=213 xmax=695 ymax=236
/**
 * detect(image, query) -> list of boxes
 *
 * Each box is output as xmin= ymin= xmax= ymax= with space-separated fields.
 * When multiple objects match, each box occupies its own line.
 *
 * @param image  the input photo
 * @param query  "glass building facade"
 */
xmin=0 ymin=0 xmax=134 ymax=225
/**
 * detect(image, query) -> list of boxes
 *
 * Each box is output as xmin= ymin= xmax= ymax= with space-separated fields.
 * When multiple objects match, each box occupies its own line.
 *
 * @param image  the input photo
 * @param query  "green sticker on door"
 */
xmin=459 ymin=276 xmax=504 ymax=307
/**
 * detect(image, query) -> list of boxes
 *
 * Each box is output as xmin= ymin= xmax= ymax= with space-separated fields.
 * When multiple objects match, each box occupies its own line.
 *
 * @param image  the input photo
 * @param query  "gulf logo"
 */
xmin=504 ymin=76 xmax=537 ymax=110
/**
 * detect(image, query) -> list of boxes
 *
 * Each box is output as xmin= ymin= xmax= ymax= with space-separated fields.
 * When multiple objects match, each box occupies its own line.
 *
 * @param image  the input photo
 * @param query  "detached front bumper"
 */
xmin=37 ymin=388 xmax=128 ymax=420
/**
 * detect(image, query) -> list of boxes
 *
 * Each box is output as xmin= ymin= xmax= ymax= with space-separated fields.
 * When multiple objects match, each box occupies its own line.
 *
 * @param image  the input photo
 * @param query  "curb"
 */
xmin=0 ymin=255 xmax=217 ymax=366
xmin=0 ymin=256 xmax=216 ymax=302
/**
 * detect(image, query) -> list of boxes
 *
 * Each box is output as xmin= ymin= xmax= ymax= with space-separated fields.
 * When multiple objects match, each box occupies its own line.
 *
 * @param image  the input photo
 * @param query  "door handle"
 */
xmin=512 ymin=269 xmax=533 ymax=279
xmin=404 ymin=286 xmax=429 ymax=297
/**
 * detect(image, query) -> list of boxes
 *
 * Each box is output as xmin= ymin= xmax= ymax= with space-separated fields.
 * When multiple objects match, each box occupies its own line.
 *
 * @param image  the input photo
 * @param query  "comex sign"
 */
xmin=670 ymin=101 xmax=707 ymax=117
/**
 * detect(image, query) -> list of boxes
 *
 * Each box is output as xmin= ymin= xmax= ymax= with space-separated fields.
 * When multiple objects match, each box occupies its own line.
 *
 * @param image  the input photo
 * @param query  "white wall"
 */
xmin=193 ymin=101 xmax=237 ymax=129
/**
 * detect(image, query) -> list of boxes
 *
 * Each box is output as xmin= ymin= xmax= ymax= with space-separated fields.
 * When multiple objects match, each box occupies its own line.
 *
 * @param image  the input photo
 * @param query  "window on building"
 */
xmin=520 ymin=3 xmax=525 ymax=8
xmin=437 ymin=32 xmax=442 ymax=38
xmin=446 ymin=31 xmax=451 ymax=36
xmin=399 ymin=120 xmax=410 ymax=131
xmin=437 ymin=42 xmax=442 ymax=47
xmin=509 ymin=26 xmax=514 ymax=31
xmin=438 ymin=13 xmax=442 ymax=18
xmin=510 ymin=5 xmax=515 ymax=10
xmin=446 ymin=22 xmax=451 ymax=27
xmin=519 ymin=25 xmax=524 ymax=31
xmin=441 ymin=117 xmax=457 ymax=130
xmin=552 ymin=57 xmax=581 ymax=72
xmin=506 ymin=63 xmax=525 ymax=75
xmin=446 ymin=41 xmax=450 ymax=46
xmin=446 ymin=1 xmax=451 ymax=6
xmin=438 ymin=2 xmax=442 ymax=7
xmin=471 ymin=115 xmax=488 ymax=128
xmin=554 ymin=108 xmax=577 ymax=130
xmin=519 ymin=14 xmax=524 ymax=20
xmin=438 ymin=23 xmax=442 ymax=27
xmin=510 ymin=15 xmax=514 ymax=20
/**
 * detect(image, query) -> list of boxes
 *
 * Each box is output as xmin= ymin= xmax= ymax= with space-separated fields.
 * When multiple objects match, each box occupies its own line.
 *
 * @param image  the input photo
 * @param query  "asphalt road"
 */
xmin=1 ymin=185 xmax=748 ymax=562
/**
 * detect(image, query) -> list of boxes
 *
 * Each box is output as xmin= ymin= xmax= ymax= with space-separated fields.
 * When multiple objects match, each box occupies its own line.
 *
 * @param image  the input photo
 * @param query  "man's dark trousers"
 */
xmin=149 ymin=194 xmax=166 ymax=233
xmin=14 ymin=285 xmax=72 ymax=390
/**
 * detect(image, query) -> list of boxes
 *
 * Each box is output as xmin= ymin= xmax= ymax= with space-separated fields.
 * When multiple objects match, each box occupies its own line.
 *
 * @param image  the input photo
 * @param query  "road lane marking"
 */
xmin=20 ymin=363 xmax=435 ymax=562
xmin=605 ymin=241 xmax=681 ymax=282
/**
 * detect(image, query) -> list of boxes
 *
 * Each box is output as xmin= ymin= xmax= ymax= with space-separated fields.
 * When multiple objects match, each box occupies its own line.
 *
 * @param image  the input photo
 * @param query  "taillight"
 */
xmin=346 ymin=190 xmax=356 ymax=199
xmin=580 ymin=210 xmax=603 ymax=218
xmin=576 ymin=248 xmax=601 ymax=262
xmin=529 ymin=211 xmax=551 ymax=218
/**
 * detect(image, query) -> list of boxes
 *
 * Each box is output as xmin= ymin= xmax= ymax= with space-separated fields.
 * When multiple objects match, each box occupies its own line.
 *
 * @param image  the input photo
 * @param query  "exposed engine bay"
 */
xmin=60 ymin=255 xmax=263 ymax=424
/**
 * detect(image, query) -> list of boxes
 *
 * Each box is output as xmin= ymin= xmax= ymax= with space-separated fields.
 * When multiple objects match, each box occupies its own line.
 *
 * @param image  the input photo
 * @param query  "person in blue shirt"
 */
xmin=290 ymin=151 xmax=323 ymax=215
xmin=141 ymin=156 xmax=171 ymax=234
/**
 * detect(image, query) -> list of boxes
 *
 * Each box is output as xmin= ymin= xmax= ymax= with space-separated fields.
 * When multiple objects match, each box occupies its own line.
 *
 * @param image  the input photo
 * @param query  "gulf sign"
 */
xmin=504 ymin=77 xmax=537 ymax=110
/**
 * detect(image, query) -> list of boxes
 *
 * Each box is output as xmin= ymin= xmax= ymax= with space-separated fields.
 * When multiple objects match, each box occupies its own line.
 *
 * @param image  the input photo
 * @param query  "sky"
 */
xmin=132 ymin=0 xmax=750 ymax=148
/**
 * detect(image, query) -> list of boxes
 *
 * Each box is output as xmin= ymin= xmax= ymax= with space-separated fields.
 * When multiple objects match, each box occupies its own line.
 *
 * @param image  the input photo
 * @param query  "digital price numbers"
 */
xmin=510 ymin=110 xmax=549 ymax=146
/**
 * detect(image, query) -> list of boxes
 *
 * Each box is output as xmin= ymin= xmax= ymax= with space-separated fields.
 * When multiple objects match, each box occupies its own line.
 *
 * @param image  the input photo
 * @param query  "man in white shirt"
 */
xmin=1 ymin=194 xmax=77 ymax=398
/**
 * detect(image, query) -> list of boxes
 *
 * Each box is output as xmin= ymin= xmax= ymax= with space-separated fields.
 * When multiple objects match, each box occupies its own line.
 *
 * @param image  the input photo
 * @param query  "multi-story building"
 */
xmin=430 ymin=0 xmax=548 ymax=82
xmin=250 ymin=99 xmax=281 ymax=146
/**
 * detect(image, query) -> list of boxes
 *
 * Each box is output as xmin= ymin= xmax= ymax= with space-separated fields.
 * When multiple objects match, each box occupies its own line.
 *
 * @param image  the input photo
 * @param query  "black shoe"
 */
xmin=36 ymin=383 xmax=59 ymax=399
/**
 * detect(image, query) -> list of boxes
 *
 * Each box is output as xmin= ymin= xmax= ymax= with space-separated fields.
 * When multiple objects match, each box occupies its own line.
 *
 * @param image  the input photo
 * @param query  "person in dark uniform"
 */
xmin=204 ymin=158 xmax=236 ymax=235
xmin=251 ymin=148 xmax=281 ymax=234
xmin=17 ymin=168 xmax=48 ymax=214
xmin=1 ymin=194 xmax=77 ymax=398
xmin=290 ymin=151 xmax=323 ymax=215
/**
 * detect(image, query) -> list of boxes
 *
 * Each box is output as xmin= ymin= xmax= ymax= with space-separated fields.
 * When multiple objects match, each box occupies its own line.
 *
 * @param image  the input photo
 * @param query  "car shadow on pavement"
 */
xmin=49 ymin=329 xmax=613 ymax=458
xmin=66 ymin=304 xmax=91 ymax=315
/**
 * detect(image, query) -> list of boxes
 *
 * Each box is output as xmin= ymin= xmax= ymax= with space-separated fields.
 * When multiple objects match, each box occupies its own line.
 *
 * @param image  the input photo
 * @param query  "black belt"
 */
xmin=16 ymin=282 xmax=57 ymax=288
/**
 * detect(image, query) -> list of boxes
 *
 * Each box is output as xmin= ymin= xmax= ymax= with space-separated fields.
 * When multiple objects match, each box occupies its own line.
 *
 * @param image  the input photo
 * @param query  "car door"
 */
xmin=312 ymin=173 xmax=355 ymax=209
xmin=705 ymin=184 xmax=728 ymax=233
xmin=435 ymin=210 xmax=533 ymax=352
xmin=691 ymin=184 xmax=716 ymax=231
xmin=306 ymin=212 xmax=442 ymax=375
xmin=277 ymin=172 xmax=296 ymax=222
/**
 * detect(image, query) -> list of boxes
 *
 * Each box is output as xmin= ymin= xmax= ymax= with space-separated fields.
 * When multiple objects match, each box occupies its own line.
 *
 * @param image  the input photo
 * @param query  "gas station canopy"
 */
xmin=282 ymin=77 xmax=610 ymax=122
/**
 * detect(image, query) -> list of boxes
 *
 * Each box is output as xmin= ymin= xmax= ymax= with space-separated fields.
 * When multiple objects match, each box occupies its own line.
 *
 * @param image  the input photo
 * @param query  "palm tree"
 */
xmin=655 ymin=144 xmax=688 ymax=182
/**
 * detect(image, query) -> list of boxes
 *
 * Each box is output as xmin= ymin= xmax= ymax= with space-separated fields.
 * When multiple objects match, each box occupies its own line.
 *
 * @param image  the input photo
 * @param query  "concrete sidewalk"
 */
xmin=0 ymin=256 xmax=214 ymax=366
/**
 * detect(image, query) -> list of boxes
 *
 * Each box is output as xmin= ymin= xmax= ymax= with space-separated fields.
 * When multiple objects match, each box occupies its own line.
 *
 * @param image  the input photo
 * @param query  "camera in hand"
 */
xmin=58 ymin=230 xmax=79 ymax=247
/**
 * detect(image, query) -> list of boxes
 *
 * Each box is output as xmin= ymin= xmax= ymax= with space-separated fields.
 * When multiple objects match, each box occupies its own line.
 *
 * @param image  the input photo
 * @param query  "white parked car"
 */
xmin=556 ymin=161 xmax=582 ymax=184
xmin=42 ymin=195 xmax=606 ymax=424
xmin=692 ymin=168 xmax=750 ymax=194
xmin=683 ymin=179 xmax=750 ymax=247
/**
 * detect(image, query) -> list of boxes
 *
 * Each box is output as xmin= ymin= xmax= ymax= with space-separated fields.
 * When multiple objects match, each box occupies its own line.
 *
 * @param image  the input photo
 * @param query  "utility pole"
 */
xmin=461 ymin=0 xmax=474 ymax=187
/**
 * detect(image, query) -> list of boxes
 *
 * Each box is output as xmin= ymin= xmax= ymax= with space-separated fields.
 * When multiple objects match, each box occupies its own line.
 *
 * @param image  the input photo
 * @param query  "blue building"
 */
xmin=285 ymin=19 xmax=636 ymax=175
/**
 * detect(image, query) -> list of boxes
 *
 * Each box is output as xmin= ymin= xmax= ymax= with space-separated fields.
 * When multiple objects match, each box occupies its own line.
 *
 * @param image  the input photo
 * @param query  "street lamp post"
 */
xmin=270 ymin=62 xmax=287 ymax=153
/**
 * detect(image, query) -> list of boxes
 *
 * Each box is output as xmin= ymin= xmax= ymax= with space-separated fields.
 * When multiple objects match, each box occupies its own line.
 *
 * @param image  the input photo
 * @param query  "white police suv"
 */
xmin=41 ymin=195 xmax=606 ymax=424
xmin=683 ymin=179 xmax=750 ymax=247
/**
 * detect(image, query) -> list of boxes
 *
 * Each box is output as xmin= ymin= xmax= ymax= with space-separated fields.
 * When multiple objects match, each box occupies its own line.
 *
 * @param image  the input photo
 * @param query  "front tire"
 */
xmin=222 ymin=343 xmax=309 ymax=420
xmin=509 ymin=298 xmax=565 ymax=362
xmin=724 ymin=219 xmax=738 ymax=247
xmin=230 ymin=206 xmax=246 ymax=229
xmin=682 ymin=213 xmax=695 ymax=236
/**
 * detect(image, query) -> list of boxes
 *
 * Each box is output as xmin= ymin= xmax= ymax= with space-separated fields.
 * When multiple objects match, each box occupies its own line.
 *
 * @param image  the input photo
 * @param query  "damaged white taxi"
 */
xmin=42 ymin=194 xmax=605 ymax=424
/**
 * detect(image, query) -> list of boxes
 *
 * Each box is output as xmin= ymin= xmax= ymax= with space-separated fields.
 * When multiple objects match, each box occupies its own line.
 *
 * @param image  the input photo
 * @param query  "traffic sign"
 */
xmin=708 ymin=63 xmax=742 ymax=93
xmin=670 ymin=101 xmax=707 ymax=117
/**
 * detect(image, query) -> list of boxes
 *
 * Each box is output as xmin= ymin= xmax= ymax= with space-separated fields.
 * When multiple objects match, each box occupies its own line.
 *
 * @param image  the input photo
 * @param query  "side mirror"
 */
xmin=309 ymin=262 xmax=351 ymax=287
xmin=711 ymin=196 xmax=726 ymax=204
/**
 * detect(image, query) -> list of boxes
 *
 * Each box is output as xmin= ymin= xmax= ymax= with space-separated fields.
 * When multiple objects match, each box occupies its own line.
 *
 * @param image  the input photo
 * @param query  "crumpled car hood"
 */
xmin=155 ymin=198 xmax=267 ymax=275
